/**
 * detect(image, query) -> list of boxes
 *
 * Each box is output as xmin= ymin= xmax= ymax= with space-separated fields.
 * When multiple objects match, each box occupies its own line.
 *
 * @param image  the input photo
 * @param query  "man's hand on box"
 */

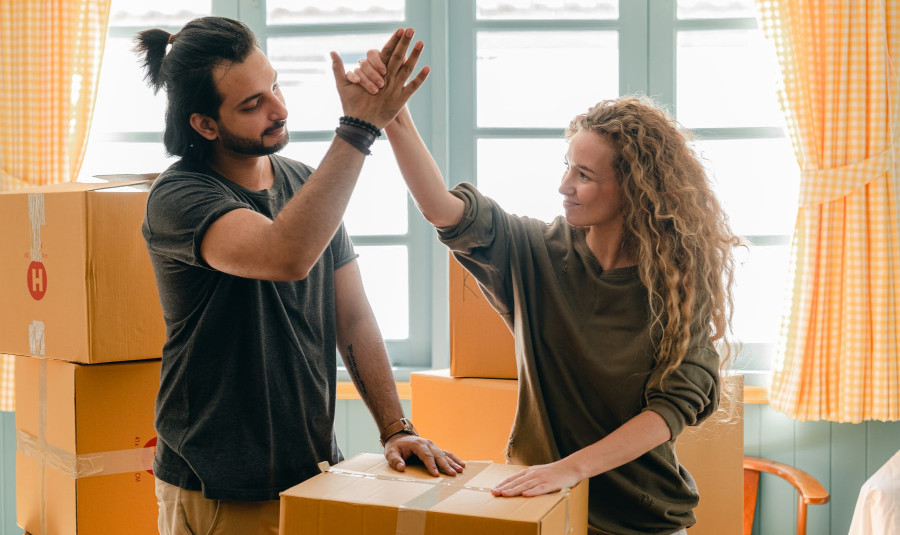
xmin=491 ymin=459 xmax=585 ymax=497
xmin=384 ymin=434 xmax=466 ymax=477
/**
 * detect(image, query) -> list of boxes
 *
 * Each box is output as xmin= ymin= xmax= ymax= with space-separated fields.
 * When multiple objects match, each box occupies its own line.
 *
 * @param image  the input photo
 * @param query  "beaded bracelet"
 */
xmin=339 ymin=116 xmax=381 ymax=138
xmin=335 ymin=124 xmax=377 ymax=156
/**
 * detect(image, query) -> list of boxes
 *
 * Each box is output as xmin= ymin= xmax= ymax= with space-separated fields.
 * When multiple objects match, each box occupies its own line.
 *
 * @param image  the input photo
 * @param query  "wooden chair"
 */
xmin=743 ymin=456 xmax=830 ymax=535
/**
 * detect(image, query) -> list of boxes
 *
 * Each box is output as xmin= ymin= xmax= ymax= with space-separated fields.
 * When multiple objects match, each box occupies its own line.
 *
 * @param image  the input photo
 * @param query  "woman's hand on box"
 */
xmin=491 ymin=459 xmax=585 ymax=497
xmin=384 ymin=434 xmax=466 ymax=477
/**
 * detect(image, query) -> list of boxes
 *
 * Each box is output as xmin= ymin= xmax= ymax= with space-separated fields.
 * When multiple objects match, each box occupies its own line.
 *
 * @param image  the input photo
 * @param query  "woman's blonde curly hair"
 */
xmin=566 ymin=96 xmax=741 ymax=388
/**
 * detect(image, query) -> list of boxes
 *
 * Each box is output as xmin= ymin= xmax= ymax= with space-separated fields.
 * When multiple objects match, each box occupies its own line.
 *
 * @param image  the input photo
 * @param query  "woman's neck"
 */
xmin=584 ymin=225 xmax=634 ymax=270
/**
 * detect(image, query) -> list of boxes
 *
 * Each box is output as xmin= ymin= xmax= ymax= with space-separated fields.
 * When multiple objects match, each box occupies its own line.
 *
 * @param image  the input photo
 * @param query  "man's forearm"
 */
xmin=337 ymin=316 xmax=405 ymax=433
xmin=268 ymin=139 xmax=367 ymax=278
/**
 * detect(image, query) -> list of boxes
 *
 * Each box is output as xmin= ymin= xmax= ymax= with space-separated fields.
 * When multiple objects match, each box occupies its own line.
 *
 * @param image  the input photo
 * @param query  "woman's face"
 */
xmin=559 ymin=130 xmax=623 ymax=232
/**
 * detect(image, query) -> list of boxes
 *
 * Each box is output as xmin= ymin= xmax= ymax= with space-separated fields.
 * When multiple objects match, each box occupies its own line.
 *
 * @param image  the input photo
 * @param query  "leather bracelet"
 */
xmin=335 ymin=124 xmax=376 ymax=155
xmin=339 ymin=115 xmax=381 ymax=137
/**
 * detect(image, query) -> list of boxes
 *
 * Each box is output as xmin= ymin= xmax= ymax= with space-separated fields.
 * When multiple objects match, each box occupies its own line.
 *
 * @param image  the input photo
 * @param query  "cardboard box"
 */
xmin=411 ymin=370 xmax=743 ymax=535
xmin=448 ymin=255 xmax=517 ymax=379
xmin=16 ymin=356 xmax=161 ymax=535
xmin=279 ymin=453 xmax=588 ymax=534
xmin=411 ymin=369 xmax=517 ymax=463
xmin=0 ymin=180 xmax=165 ymax=363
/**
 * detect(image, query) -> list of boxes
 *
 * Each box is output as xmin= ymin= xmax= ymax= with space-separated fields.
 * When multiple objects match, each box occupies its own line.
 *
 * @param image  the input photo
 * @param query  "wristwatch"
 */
xmin=379 ymin=418 xmax=418 ymax=447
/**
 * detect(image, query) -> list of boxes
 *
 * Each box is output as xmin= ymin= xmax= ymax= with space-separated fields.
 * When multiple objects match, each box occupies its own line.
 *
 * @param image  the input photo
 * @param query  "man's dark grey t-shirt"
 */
xmin=142 ymin=154 xmax=357 ymax=501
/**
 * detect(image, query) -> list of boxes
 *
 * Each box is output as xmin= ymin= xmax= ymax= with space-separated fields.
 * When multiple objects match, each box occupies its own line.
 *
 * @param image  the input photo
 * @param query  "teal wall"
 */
xmin=744 ymin=404 xmax=900 ymax=535
xmin=1 ymin=412 xmax=20 ymax=535
xmin=2 ymin=403 xmax=898 ymax=534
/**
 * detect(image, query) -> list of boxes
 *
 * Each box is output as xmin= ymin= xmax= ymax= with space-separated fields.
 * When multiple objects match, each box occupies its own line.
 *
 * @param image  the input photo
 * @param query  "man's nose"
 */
xmin=270 ymin=98 xmax=288 ymax=121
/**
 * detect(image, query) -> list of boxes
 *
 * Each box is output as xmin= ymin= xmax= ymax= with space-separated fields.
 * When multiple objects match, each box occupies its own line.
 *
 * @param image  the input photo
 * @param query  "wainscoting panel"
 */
xmin=743 ymin=403 xmax=900 ymax=535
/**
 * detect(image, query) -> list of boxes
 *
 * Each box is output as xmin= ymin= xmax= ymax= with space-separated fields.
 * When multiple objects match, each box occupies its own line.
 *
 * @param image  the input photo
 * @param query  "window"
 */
xmin=84 ymin=0 xmax=796 ymax=378
xmin=445 ymin=0 xmax=797 ymax=379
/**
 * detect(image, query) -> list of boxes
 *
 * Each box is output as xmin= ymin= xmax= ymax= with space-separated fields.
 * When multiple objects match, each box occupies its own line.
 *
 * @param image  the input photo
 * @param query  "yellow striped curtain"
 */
xmin=0 ymin=0 xmax=112 ymax=411
xmin=757 ymin=0 xmax=899 ymax=422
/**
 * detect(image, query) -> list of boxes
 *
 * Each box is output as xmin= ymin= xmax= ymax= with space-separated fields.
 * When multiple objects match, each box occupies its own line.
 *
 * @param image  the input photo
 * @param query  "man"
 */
xmin=134 ymin=17 xmax=462 ymax=534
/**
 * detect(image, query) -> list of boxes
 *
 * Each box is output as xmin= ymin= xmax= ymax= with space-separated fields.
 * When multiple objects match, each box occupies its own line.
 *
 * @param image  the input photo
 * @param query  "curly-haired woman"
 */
xmin=351 ymin=43 xmax=739 ymax=535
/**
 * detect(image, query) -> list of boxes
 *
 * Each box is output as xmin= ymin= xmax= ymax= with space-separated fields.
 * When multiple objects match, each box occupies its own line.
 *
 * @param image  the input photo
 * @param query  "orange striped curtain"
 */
xmin=0 ymin=0 xmax=112 ymax=411
xmin=757 ymin=0 xmax=899 ymax=422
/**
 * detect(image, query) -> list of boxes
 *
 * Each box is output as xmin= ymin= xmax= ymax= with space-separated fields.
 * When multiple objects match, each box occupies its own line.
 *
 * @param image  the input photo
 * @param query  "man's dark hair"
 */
xmin=134 ymin=17 xmax=258 ymax=162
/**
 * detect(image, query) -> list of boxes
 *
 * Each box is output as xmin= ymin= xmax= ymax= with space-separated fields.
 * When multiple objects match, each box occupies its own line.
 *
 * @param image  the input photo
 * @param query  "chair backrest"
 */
xmin=742 ymin=456 xmax=830 ymax=535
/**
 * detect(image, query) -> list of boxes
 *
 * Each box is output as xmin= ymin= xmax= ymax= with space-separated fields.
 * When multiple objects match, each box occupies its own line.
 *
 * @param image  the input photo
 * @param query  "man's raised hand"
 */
xmin=330 ymin=28 xmax=429 ymax=129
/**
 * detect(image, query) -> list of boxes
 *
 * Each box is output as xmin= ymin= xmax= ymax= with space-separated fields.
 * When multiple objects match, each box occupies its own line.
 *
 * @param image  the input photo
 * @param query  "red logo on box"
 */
xmin=26 ymin=261 xmax=47 ymax=300
xmin=144 ymin=437 xmax=157 ymax=475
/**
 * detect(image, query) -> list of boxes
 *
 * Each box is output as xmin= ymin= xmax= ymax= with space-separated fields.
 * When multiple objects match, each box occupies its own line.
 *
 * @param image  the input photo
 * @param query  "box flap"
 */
xmin=0 ymin=180 xmax=154 ymax=195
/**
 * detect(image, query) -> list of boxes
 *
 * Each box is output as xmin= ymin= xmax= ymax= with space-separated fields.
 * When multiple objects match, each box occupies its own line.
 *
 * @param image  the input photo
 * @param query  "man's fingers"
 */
xmin=430 ymin=448 xmax=458 ymax=476
xmin=330 ymin=51 xmax=347 ymax=85
xmin=396 ymin=41 xmax=425 ymax=81
xmin=379 ymin=28 xmax=403 ymax=67
xmin=385 ymin=449 xmax=407 ymax=472
xmin=446 ymin=451 xmax=466 ymax=469
xmin=413 ymin=443 xmax=439 ymax=476
xmin=387 ymin=28 xmax=414 ymax=74
xmin=402 ymin=66 xmax=430 ymax=98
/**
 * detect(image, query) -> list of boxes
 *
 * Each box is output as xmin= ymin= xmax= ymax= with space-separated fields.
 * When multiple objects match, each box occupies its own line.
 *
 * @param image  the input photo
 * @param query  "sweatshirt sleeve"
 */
xmin=642 ymin=345 xmax=721 ymax=439
xmin=437 ymin=183 xmax=522 ymax=316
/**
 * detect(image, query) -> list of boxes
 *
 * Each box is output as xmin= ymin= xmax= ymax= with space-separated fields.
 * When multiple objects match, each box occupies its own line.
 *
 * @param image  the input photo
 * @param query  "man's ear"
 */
xmin=189 ymin=113 xmax=219 ymax=141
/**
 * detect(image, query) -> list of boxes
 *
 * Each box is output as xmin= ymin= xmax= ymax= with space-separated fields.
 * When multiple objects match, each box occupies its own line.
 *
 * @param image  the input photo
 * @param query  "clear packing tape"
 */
xmin=19 ymin=358 xmax=155 ymax=535
xmin=316 ymin=461 xmax=574 ymax=535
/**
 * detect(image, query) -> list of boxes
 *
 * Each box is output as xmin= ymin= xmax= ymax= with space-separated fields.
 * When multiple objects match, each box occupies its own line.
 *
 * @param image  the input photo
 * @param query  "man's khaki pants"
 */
xmin=156 ymin=477 xmax=280 ymax=535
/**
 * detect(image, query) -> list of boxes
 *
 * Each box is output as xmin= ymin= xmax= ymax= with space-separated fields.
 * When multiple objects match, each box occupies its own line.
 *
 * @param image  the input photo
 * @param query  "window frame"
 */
xmin=91 ymin=0 xmax=793 ymax=378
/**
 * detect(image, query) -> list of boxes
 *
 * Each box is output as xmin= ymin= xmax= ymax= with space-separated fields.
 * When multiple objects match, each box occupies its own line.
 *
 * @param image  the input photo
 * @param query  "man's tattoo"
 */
xmin=346 ymin=344 xmax=368 ymax=399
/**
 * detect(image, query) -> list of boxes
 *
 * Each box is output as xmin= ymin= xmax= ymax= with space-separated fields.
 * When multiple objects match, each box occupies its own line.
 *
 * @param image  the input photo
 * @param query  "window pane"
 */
xmin=732 ymin=245 xmax=792 ymax=343
xmin=267 ymin=0 xmax=404 ymax=25
xmin=477 ymin=138 xmax=568 ymax=222
xmin=268 ymin=34 xmax=392 ymax=132
xmin=676 ymin=30 xmax=782 ymax=128
xmin=92 ymin=38 xmax=167 ymax=133
xmin=677 ymin=0 xmax=757 ymax=19
xmin=355 ymin=246 xmax=409 ymax=340
xmin=476 ymin=0 xmax=617 ymax=20
xmin=78 ymin=142 xmax=176 ymax=180
xmin=109 ymin=0 xmax=210 ymax=26
xmin=279 ymin=140 xmax=408 ymax=236
xmin=477 ymin=32 xmax=617 ymax=128
xmin=695 ymin=138 xmax=799 ymax=237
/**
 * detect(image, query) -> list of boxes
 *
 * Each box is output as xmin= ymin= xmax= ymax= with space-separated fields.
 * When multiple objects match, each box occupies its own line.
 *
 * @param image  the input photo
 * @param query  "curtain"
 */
xmin=0 ymin=0 xmax=112 ymax=410
xmin=757 ymin=0 xmax=899 ymax=422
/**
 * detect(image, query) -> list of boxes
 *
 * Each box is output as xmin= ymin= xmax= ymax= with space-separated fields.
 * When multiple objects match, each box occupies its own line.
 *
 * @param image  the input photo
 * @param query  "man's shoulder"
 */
xmin=150 ymin=160 xmax=224 ymax=194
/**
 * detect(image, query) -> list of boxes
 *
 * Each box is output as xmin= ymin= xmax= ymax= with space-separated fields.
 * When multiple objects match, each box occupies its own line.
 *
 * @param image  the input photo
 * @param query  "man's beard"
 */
xmin=218 ymin=121 xmax=289 ymax=155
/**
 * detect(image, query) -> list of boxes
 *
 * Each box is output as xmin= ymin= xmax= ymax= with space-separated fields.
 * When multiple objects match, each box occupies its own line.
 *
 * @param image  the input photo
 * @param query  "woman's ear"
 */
xmin=189 ymin=113 xmax=219 ymax=141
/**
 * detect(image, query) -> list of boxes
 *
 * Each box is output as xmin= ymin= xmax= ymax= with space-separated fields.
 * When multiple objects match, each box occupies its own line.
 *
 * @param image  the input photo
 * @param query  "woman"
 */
xmin=350 ymin=41 xmax=739 ymax=535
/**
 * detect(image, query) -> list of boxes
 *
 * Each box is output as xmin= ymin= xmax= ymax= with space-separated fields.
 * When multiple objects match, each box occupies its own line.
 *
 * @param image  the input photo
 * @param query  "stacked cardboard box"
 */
xmin=0 ymin=181 xmax=164 ymax=535
xmin=448 ymin=255 xmax=516 ymax=379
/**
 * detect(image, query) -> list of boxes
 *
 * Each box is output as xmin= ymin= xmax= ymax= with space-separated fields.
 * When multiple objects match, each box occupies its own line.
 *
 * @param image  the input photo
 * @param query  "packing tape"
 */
xmin=29 ymin=321 xmax=45 ymax=357
xmin=28 ymin=193 xmax=44 ymax=262
xmin=28 ymin=194 xmax=46 ymax=359
xmin=318 ymin=462 xmax=573 ymax=535
xmin=17 ymin=430 xmax=155 ymax=478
